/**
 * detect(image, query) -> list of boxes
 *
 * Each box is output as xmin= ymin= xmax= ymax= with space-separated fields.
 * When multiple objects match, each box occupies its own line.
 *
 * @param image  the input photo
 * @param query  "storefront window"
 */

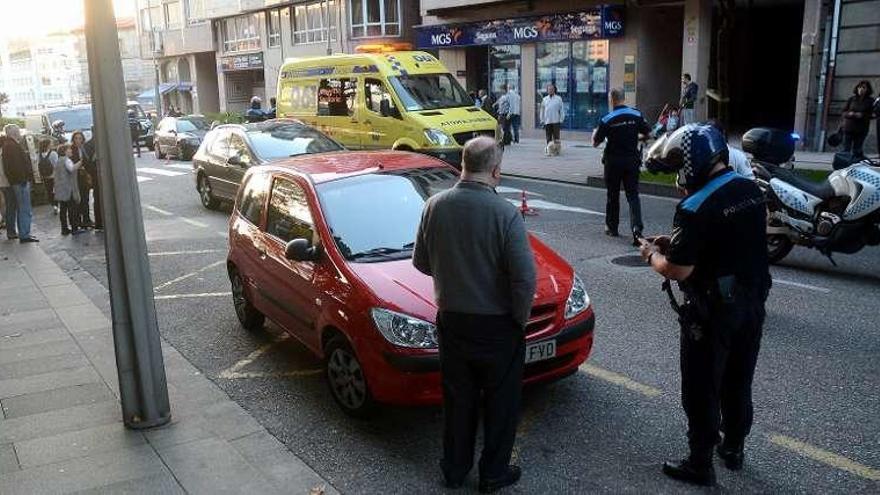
xmin=489 ymin=45 xmax=521 ymax=99
xmin=350 ymin=0 xmax=400 ymax=38
xmin=535 ymin=40 xmax=609 ymax=131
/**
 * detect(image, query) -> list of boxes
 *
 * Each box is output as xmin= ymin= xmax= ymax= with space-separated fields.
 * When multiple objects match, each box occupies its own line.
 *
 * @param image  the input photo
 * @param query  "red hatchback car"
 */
xmin=227 ymin=151 xmax=595 ymax=416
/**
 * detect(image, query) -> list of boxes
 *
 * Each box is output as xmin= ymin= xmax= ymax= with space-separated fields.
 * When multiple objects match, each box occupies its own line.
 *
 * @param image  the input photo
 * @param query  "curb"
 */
xmin=502 ymin=172 xmax=682 ymax=199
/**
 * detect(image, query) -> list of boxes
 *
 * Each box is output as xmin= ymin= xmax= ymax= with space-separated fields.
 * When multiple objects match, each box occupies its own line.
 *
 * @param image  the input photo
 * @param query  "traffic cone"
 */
xmin=520 ymin=190 xmax=538 ymax=218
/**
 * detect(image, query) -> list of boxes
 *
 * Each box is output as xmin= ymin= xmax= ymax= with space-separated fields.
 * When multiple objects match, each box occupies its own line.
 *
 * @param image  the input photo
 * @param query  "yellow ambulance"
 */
xmin=276 ymin=44 xmax=498 ymax=165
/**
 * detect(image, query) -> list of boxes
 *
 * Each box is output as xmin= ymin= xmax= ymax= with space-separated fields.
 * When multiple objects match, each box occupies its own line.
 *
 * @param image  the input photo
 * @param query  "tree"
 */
xmin=0 ymin=93 xmax=9 ymax=118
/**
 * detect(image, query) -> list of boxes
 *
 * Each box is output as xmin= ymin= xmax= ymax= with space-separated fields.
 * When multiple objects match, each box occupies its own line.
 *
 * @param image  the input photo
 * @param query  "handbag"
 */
xmin=826 ymin=127 xmax=843 ymax=147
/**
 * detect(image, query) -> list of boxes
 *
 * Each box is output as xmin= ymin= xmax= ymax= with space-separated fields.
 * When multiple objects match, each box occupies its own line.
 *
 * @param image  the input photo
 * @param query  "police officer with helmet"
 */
xmin=639 ymin=124 xmax=771 ymax=486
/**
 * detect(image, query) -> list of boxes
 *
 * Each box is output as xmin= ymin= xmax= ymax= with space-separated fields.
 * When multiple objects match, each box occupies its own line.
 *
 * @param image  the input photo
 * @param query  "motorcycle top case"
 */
xmin=742 ymin=128 xmax=796 ymax=164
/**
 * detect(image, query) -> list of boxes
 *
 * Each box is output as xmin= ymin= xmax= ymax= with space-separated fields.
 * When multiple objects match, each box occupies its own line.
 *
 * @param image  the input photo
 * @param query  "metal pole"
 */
xmin=147 ymin=0 xmax=162 ymax=116
xmin=325 ymin=0 xmax=332 ymax=55
xmin=83 ymin=0 xmax=171 ymax=430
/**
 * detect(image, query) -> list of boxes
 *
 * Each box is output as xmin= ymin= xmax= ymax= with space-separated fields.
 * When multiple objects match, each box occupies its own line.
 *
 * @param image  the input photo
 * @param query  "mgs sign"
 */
xmin=513 ymin=26 xmax=539 ymax=40
xmin=431 ymin=33 xmax=452 ymax=45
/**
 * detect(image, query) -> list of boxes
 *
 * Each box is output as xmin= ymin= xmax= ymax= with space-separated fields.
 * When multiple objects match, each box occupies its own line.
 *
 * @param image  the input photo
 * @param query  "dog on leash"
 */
xmin=545 ymin=139 xmax=561 ymax=156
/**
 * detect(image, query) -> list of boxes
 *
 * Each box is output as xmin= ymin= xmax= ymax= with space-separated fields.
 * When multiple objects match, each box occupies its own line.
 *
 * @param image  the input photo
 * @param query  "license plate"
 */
xmin=525 ymin=340 xmax=556 ymax=364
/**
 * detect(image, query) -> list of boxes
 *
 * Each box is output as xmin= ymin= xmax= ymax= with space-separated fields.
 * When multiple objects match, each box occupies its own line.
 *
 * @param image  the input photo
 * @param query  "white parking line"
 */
xmin=150 ymin=249 xmax=225 ymax=257
xmin=153 ymin=260 xmax=225 ymax=292
xmin=769 ymin=434 xmax=880 ymax=481
xmin=774 ymin=278 xmax=831 ymax=293
xmin=496 ymin=186 xmax=544 ymax=197
xmin=154 ymin=292 xmax=231 ymax=300
xmin=165 ymin=164 xmax=193 ymax=171
xmin=143 ymin=205 xmax=173 ymax=216
xmin=180 ymin=217 xmax=210 ymax=228
xmin=580 ymin=363 xmax=663 ymax=397
xmin=505 ymin=198 xmax=605 ymax=216
xmin=137 ymin=167 xmax=187 ymax=177
xmin=218 ymin=334 xmax=290 ymax=379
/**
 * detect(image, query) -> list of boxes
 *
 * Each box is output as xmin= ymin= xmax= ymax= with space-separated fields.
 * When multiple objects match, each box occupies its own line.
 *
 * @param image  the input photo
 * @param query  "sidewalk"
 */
xmin=0 ymin=241 xmax=336 ymax=494
xmin=501 ymin=137 xmax=836 ymax=186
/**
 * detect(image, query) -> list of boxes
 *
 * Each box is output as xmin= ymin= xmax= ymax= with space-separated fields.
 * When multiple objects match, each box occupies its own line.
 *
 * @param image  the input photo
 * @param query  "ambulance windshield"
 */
xmin=388 ymin=73 xmax=471 ymax=111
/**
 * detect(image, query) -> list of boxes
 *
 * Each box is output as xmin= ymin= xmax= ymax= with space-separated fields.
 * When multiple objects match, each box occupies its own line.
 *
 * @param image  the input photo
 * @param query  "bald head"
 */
xmin=461 ymin=136 xmax=501 ymax=176
xmin=610 ymin=88 xmax=625 ymax=107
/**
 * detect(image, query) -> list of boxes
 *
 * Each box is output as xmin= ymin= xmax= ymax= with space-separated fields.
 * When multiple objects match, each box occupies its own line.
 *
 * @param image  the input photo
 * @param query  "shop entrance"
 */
xmin=535 ymin=41 xmax=610 ymax=131
xmin=464 ymin=46 xmax=489 ymax=95
xmin=723 ymin=0 xmax=805 ymax=132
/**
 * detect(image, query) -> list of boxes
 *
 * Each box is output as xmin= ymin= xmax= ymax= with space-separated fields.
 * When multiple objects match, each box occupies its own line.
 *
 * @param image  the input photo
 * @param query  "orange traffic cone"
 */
xmin=520 ymin=190 xmax=538 ymax=218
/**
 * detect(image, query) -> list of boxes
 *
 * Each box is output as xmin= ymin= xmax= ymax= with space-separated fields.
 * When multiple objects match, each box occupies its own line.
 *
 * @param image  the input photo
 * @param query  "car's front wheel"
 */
xmin=325 ymin=337 xmax=375 ymax=418
xmin=230 ymin=269 xmax=264 ymax=331
xmin=198 ymin=174 xmax=219 ymax=210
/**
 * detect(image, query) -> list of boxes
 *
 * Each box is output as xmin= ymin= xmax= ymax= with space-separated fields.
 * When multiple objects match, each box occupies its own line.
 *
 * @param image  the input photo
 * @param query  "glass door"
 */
xmin=535 ymin=42 xmax=571 ymax=128
xmin=489 ymin=45 xmax=522 ymax=100
xmin=535 ymin=40 xmax=610 ymax=131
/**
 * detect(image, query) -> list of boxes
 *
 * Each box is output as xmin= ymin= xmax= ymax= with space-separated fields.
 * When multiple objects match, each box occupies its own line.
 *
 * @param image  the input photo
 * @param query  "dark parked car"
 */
xmin=127 ymin=101 xmax=154 ymax=150
xmin=155 ymin=115 xmax=210 ymax=161
xmin=193 ymin=118 xmax=344 ymax=209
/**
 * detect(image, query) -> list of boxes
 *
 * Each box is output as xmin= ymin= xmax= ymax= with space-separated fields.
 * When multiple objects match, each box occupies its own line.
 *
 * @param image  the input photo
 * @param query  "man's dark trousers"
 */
xmin=438 ymin=311 xmax=524 ymax=483
xmin=604 ymin=158 xmax=643 ymax=234
xmin=680 ymin=296 xmax=765 ymax=459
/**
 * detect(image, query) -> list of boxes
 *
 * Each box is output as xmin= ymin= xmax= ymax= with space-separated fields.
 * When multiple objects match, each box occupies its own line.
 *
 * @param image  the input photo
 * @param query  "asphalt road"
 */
xmin=31 ymin=153 xmax=880 ymax=494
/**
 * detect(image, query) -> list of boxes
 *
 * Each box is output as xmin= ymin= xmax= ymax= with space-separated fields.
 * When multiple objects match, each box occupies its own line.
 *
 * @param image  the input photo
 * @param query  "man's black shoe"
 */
xmin=604 ymin=227 xmax=619 ymax=237
xmin=632 ymin=230 xmax=643 ymax=247
xmin=479 ymin=465 xmax=521 ymax=493
xmin=662 ymin=459 xmax=716 ymax=487
xmin=20 ymin=237 xmax=40 ymax=244
xmin=716 ymin=444 xmax=744 ymax=470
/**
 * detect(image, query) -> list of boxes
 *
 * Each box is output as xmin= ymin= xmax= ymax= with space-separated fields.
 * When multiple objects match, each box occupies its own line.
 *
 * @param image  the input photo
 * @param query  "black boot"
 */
xmin=717 ymin=441 xmax=744 ymax=471
xmin=663 ymin=454 xmax=716 ymax=487
xmin=479 ymin=465 xmax=521 ymax=493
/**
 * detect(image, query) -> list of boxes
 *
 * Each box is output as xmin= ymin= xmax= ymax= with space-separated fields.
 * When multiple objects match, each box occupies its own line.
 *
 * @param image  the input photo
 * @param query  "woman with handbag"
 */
xmin=53 ymin=144 xmax=84 ymax=236
xmin=71 ymin=131 xmax=93 ymax=229
xmin=840 ymin=81 xmax=874 ymax=160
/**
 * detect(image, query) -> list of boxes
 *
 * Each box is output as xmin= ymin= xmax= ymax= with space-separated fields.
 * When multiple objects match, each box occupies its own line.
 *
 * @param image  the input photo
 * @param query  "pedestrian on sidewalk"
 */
xmin=541 ymin=84 xmax=565 ymax=155
xmin=593 ymin=88 xmax=651 ymax=245
xmin=54 ymin=143 xmax=83 ymax=236
xmin=680 ymin=74 xmax=698 ymax=125
xmin=0 ymin=134 xmax=19 ymax=240
xmin=508 ymin=87 xmax=521 ymax=144
xmin=38 ymin=139 xmax=59 ymax=215
xmin=478 ymin=89 xmax=495 ymax=118
xmin=841 ymin=80 xmax=874 ymax=160
xmin=2 ymin=124 xmax=38 ymax=243
xmin=413 ymin=137 xmax=535 ymax=493
xmin=84 ymin=129 xmax=103 ymax=231
xmin=71 ymin=131 xmax=94 ymax=229
xmin=494 ymin=85 xmax=512 ymax=147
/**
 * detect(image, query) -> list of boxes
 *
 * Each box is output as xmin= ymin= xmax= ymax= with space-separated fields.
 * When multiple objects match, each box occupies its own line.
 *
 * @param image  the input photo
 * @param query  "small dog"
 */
xmin=545 ymin=139 xmax=561 ymax=156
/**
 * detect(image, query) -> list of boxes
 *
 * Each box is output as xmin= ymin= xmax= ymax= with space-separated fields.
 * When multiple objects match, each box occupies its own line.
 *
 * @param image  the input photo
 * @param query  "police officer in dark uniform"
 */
xmin=593 ymin=87 xmax=652 ymax=246
xmin=127 ymin=110 xmax=141 ymax=158
xmin=639 ymin=124 xmax=771 ymax=486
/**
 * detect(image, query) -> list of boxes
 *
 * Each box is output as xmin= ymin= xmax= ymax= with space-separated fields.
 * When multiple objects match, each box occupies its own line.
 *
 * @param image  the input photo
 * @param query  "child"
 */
xmin=53 ymin=144 xmax=84 ymax=236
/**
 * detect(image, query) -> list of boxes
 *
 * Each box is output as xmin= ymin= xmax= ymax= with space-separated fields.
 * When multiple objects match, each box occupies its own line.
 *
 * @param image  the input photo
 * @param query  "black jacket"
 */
xmin=842 ymin=95 xmax=873 ymax=134
xmin=2 ymin=140 xmax=32 ymax=185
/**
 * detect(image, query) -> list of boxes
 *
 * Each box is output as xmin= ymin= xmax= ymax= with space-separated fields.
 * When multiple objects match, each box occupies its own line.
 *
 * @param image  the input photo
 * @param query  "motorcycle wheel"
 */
xmin=767 ymin=234 xmax=794 ymax=264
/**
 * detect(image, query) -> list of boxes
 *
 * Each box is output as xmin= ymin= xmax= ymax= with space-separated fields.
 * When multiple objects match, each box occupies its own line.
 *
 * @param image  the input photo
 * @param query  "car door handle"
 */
xmin=364 ymin=119 xmax=372 ymax=125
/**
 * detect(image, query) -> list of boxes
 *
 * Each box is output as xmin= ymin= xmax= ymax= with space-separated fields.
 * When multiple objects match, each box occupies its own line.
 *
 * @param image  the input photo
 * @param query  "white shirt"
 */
xmin=728 ymin=146 xmax=754 ymax=180
xmin=508 ymin=91 xmax=521 ymax=115
xmin=541 ymin=94 xmax=565 ymax=125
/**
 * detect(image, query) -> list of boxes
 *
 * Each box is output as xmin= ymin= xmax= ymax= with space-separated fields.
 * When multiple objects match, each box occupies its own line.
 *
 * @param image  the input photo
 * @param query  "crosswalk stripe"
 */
xmin=165 ymin=164 xmax=193 ymax=171
xmin=137 ymin=176 xmax=153 ymax=183
xmin=137 ymin=167 xmax=187 ymax=177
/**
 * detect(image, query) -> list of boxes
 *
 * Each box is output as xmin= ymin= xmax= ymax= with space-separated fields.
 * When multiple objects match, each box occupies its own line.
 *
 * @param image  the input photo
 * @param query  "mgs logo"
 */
xmin=513 ymin=26 xmax=539 ymax=39
xmin=431 ymin=33 xmax=452 ymax=45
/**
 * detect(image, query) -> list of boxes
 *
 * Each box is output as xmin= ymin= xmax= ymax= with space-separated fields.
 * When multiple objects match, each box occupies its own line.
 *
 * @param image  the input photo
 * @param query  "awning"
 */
xmin=176 ymin=81 xmax=193 ymax=92
xmin=137 ymin=82 xmax=178 ymax=99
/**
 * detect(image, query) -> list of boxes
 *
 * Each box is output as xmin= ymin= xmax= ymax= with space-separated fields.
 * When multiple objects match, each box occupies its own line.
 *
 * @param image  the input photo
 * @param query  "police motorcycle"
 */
xmin=742 ymin=128 xmax=880 ymax=264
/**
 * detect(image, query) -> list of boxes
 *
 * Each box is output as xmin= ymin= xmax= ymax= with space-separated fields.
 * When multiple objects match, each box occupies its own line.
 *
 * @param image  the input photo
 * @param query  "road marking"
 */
xmin=506 ymin=198 xmax=605 ymax=216
xmin=218 ymin=334 xmax=291 ymax=379
xmin=217 ymin=231 xmax=229 ymax=238
xmin=143 ymin=205 xmax=173 ymax=216
xmin=153 ymin=260 xmax=225 ymax=292
xmin=137 ymin=176 xmax=153 ymax=183
xmin=165 ymin=164 xmax=193 ymax=171
xmin=502 ymin=175 xmax=681 ymax=203
xmin=137 ymin=167 xmax=187 ymax=177
xmin=154 ymin=292 xmax=231 ymax=300
xmin=180 ymin=217 xmax=210 ymax=228
xmin=769 ymin=434 xmax=880 ymax=481
xmin=580 ymin=363 xmax=662 ymax=397
xmin=496 ymin=186 xmax=544 ymax=197
xmin=773 ymin=278 xmax=831 ymax=294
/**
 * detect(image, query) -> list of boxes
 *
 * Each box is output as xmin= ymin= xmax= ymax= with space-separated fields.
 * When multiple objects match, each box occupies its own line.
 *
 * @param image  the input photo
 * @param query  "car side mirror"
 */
xmin=170 ymin=129 xmax=177 ymax=135
xmin=285 ymin=238 xmax=320 ymax=262
xmin=379 ymin=99 xmax=391 ymax=117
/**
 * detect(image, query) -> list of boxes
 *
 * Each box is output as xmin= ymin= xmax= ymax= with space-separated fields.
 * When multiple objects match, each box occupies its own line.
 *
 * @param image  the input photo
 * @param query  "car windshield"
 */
xmin=316 ymin=168 xmax=458 ymax=262
xmin=248 ymin=124 xmax=343 ymax=160
xmin=127 ymin=104 xmax=146 ymax=119
xmin=48 ymin=108 xmax=93 ymax=130
xmin=178 ymin=118 xmax=209 ymax=132
xmin=389 ymin=73 xmax=471 ymax=111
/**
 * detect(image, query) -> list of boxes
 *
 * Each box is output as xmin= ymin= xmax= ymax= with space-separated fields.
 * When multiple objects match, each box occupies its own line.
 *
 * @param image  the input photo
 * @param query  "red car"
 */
xmin=227 ymin=151 xmax=595 ymax=416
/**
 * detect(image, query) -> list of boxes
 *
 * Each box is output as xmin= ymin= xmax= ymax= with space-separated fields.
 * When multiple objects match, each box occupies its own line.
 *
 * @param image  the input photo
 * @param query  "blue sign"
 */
xmin=415 ymin=6 xmax=625 ymax=49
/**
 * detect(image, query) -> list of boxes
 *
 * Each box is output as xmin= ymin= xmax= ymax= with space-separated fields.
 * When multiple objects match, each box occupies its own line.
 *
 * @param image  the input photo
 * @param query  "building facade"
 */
xmin=0 ymin=34 xmax=86 ymax=116
xmin=208 ymin=0 xmax=419 ymax=113
xmin=135 ymin=0 xmax=221 ymax=114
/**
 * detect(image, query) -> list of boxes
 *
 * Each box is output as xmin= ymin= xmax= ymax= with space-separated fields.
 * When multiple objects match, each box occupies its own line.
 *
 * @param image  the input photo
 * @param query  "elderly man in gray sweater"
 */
xmin=414 ymin=136 xmax=536 ymax=493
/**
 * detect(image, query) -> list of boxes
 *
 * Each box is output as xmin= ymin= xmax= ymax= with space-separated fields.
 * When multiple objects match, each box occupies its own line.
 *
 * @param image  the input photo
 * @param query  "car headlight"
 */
xmin=564 ymin=275 xmax=590 ymax=319
xmin=424 ymin=128 xmax=453 ymax=147
xmin=371 ymin=308 xmax=438 ymax=349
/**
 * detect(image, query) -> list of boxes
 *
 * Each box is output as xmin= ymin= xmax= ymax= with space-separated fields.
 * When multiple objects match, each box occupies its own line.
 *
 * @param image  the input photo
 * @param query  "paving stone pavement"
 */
xmin=0 ymin=241 xmax=337 ymax=495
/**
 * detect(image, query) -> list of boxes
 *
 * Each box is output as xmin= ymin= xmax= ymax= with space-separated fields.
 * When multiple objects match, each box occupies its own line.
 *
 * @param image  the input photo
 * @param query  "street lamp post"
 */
xmin=83 ymin=0 xmax=171 ymax=429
